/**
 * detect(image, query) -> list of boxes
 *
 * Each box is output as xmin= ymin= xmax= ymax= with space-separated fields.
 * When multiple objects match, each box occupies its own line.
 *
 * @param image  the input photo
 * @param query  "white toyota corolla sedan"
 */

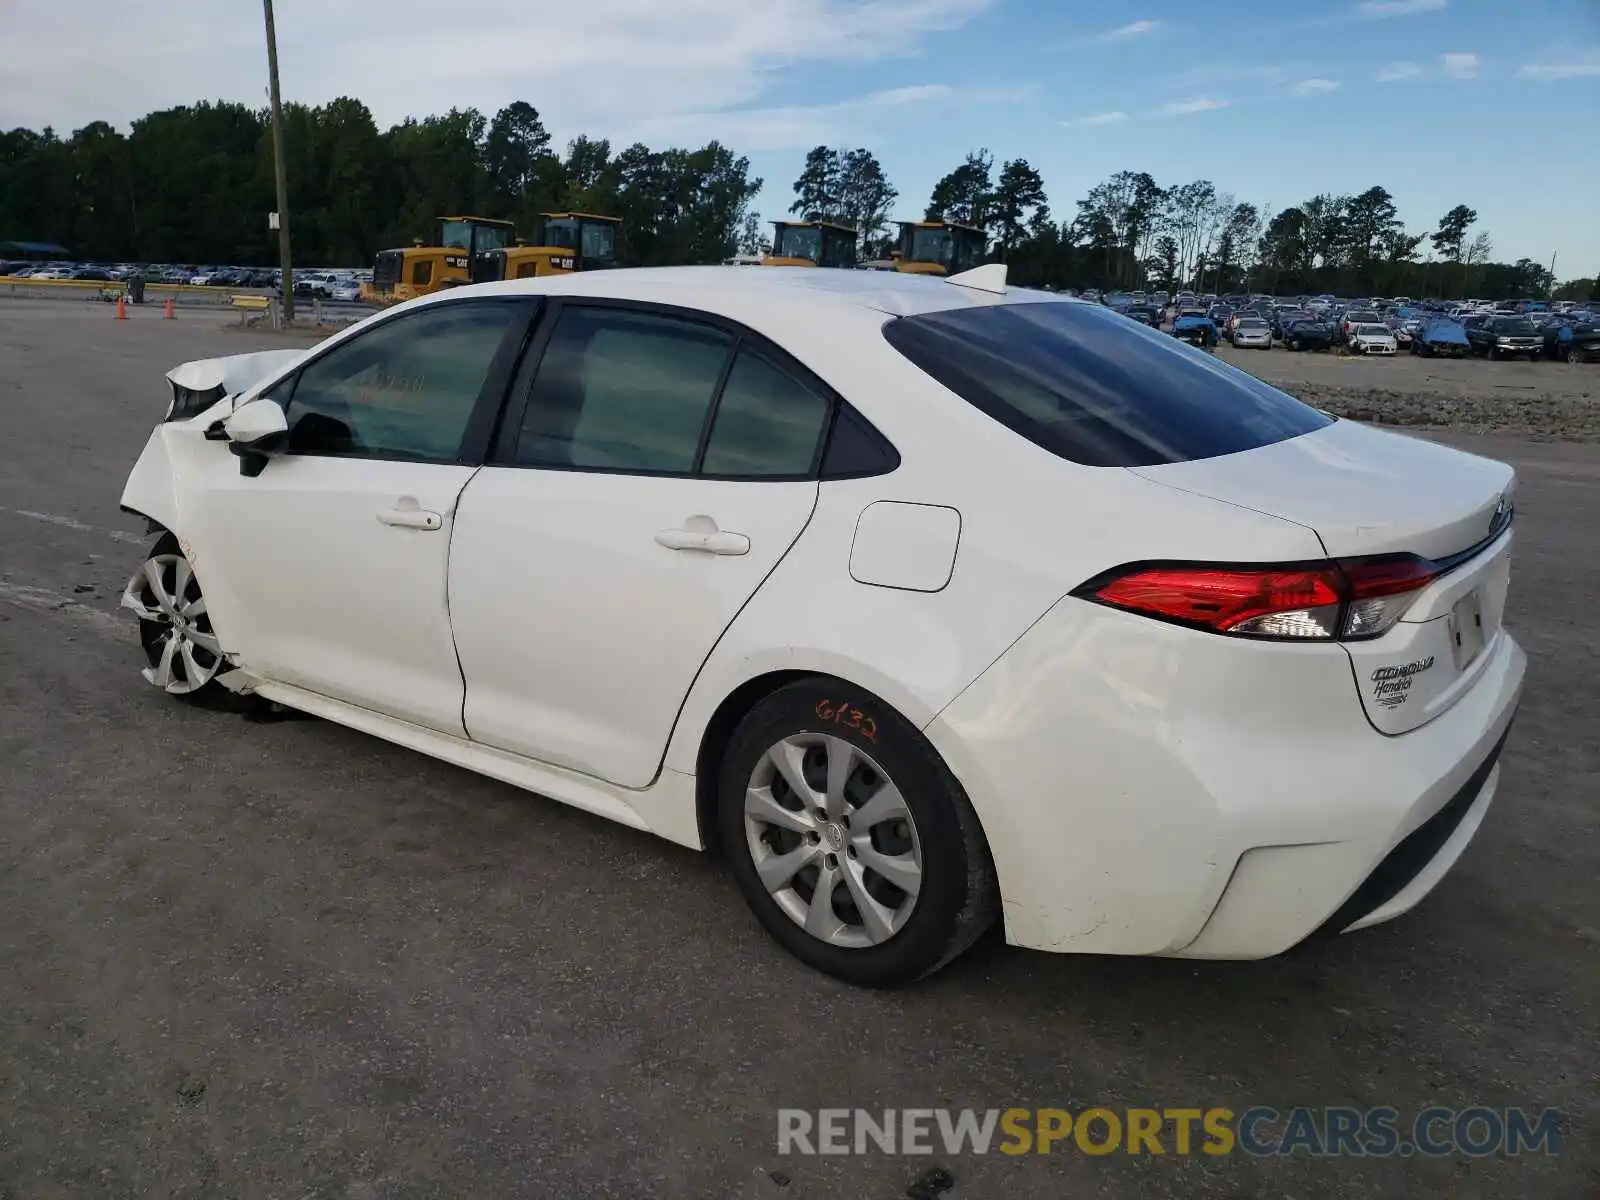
xmin=119 ymin=265 xmax=1524 ymax=985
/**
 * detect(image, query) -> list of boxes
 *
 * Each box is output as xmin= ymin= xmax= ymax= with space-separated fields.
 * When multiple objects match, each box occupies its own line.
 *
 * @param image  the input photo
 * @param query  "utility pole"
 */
xmin=263 ymin=0 xmax=294 ymax=321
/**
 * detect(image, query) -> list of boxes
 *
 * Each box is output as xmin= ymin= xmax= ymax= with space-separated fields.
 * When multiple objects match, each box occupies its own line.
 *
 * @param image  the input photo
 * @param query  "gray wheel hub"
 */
xmin=743 ymin=733 xmax=923 ymax=949
xmin=121 ymin=552 xmax=222 ymax=694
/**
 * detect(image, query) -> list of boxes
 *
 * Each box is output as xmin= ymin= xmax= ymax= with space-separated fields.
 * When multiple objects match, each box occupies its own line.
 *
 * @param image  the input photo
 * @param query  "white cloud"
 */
xmin=1440 ymin=52 xmax=1480 ymax=78
xmin=1291 ymin=78 xmax=1341 ymax=95
xmin=1097 ymin=19 xmax=1162 ymax=41
xmin=632 ymin=83 xmax=966 ymax=151
xmin=1354 ymin=0 xmax=1447 ymax=17
xmin=1518 ymin=61 xmax=1600 ymax=80
xmin=1375 ymin=60 xmax=1424 ymax=82
xmin=0 ymin=0 xmax=995 ymax=146
xmin=1063 ymin=111 xmax=1129 ymax=127
xmin=1161 ymin=96 xmax=1231 ymax=116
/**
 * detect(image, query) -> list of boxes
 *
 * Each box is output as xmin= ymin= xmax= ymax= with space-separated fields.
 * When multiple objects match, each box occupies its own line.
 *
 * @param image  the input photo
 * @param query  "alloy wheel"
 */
xmin=121 ymin=552 xmax=222 ymax=694
xmin=743 ymin=734 xmax=923 ymax=949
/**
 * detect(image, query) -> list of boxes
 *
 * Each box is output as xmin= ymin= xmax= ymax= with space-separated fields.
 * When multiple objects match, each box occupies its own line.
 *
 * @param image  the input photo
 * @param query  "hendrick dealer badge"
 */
xmin=1371 ymin=656 xmax=1434 ymax=709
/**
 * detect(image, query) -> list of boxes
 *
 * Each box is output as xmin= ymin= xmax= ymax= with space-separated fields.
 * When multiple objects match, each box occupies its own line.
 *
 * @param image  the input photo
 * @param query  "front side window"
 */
xmin=280 ymin=302 xmax=522 ymax=461
xmin=884 ymin=300 xmax=1332 ymax=468
xmin=411 ymin=259 xmax=433 ymax=286
xmin=515 ymin=306 xmax=733 ymax=473
xmin=701 ymin=350 xmax=831 ymax=477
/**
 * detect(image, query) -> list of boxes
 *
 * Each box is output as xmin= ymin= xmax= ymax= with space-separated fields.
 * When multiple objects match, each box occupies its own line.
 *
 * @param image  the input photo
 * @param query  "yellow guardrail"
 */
xmin=0 ymin=276 xmax=276 ymax=307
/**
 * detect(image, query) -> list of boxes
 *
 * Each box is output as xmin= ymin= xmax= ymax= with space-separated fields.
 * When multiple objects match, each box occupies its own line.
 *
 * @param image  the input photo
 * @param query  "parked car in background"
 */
xmin=1339 ymin=309 xmax=1383 ymax=339
xmin=1349 ymin=323 xmax=1398 ymax=355
xmin=1230 ymin=316 xmax=1272 ymax=349
xmin=1466 ymin=315 xmax=1543 ymax=360
xmin=1385 ymin=315 xmax=1415 ymax=348
xmin=1413 ymin=317 xmax=1470 ymax=358
xmin=1270 ymin=308 xmax=1309 ymax=340
xmin=1539 ymin=315 xmax=1600 ymax=363
xmin=330 ymin=279 xmax=362 ymax=302
xmin=1123 ymin=304 xmax=1162 ymax=326
xmin=1171 ymin=309 xmax=1219 ymax=347
xmin=1281 ymin=316 xmax=1339 ymax=352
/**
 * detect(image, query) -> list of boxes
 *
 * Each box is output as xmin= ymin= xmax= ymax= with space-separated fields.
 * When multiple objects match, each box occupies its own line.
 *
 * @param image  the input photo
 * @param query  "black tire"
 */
xmin=1488 ymin=344 xmax=1499 ymax=361
xmin=130 ymin=532 xmax=235 ymax=708
xmin=717 ymin=678 xmax=998 ymax=986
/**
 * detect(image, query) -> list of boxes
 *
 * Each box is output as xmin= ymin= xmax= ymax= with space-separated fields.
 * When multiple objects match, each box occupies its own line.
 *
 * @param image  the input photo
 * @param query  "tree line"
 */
xmin=0 ymin=99 xmax=760 ymax=269
xmin=2 ymin=99 xmax=1591 ymax=301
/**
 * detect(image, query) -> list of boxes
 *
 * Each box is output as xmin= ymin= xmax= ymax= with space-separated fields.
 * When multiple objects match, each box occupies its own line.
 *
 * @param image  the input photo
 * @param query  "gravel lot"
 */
xmin=2 ymin=301 xmax=1597 ymax=1198
xmin=1214 ymin=343 xmax=1600 ymax=441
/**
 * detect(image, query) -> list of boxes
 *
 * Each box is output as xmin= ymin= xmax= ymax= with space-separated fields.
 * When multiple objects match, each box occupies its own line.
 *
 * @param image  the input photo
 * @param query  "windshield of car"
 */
xmin=1498 ymin=319 xmax=1536 ymax=335
xmin=883 ymin=300 xmax=1331 ymax=468
xmin=1357 ymin=324 xmax=1389 ymax=336
xmin=1238 ymin=318 xmax=1268 ymax=329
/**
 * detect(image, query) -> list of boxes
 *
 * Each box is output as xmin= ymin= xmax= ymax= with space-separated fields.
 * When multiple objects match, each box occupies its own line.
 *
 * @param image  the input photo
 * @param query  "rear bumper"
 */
xmin=925 ymin=599 xmax=1525 ymax=958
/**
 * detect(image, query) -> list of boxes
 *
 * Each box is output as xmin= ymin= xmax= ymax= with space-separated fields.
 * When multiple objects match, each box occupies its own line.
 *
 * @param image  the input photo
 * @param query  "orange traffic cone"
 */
xmin=163 ymin=297 xmax=176 ymax=320
xmin=115 ymin=295 xmax=127 ymax=320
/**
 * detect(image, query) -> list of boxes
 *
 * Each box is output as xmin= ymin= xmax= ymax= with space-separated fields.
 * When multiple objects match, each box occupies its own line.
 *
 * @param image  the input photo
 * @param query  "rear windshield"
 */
xmin=883 ymin=301 xmax=1331 ymax=467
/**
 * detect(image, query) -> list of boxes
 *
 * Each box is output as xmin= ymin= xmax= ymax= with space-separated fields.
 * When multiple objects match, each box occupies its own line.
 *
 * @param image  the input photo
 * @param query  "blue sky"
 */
xmin=5 ymin=0 xmax=1597 ymax=273
xmin=728 ymin=0 xmax=1600 ymax=273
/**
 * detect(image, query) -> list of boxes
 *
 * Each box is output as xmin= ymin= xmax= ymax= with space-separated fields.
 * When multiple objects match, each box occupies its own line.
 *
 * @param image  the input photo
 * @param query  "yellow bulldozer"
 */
xmin=362 ymin=216 xmax=515 ymax=304
xmin=362 ymin=212 xmax=621 ymax=304
xmin=763 ymin=220 xmax=859 ymax=268
xmin=893 ymin=220 xmax=987 ymax=276
xmin=471 ymin=213 xmax=622 ymax=282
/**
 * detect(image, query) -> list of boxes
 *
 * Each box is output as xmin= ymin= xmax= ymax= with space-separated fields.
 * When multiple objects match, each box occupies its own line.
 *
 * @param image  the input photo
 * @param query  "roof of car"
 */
xmin=454 ymin=264 xmax=1069 ymax=319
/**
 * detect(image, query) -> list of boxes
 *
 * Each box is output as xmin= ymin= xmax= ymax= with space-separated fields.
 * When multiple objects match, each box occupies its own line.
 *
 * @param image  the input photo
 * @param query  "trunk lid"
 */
xmin=1131 ymin=420 xmax=1516 ymax=734
xmin=1129 ymin=419 xmax=1512 ymax=560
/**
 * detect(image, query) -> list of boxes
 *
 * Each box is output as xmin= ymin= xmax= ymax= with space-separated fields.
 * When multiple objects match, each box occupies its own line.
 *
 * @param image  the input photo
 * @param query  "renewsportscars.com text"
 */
xmin=776 ymin=1106 xmax=1562 ymax=1158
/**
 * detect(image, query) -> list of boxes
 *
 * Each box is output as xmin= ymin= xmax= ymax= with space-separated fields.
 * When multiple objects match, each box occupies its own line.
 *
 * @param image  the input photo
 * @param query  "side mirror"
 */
xmin=222 ymin=398 xmax=289 ymax=477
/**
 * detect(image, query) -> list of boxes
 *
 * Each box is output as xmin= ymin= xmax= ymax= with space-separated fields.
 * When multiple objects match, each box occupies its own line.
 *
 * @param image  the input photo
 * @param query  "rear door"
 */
xmin=448 ymin=300 xmax=833 ymax=787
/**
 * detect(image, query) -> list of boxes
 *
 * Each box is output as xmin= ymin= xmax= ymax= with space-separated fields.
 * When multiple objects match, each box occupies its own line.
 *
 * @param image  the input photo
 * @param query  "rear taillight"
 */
xmin=1077 ymin=554 xmax=1442 ymax=641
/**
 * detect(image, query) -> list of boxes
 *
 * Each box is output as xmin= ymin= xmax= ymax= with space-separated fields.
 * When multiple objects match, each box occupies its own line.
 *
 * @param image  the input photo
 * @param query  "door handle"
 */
xmin=378 ymin=507 xmax=443 ymax=530
xmin=655 ymin=519 xmax=749 ymax=555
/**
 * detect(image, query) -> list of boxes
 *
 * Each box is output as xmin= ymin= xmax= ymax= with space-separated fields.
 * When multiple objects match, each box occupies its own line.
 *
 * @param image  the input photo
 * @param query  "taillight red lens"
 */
xmin=1080 ymin=554 xmax=1445 ymax=641
xmin=1088 ymin=565 xmax=1345 ymax=637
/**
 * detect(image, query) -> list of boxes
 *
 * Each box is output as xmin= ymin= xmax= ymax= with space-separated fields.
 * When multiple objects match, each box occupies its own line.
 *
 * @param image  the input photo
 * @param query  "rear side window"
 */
xmin=700 ymin=350 xmax=830 ymax=477
xmin=883 ymin=301 xmax=1331 ymax=467
xmin=515 ymin=306 xmax=733 ymax=472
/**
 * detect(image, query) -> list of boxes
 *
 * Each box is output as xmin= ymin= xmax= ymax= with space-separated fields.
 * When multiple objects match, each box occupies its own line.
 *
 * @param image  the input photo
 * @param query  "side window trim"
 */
xmin=269 ymin=296 xmax=541 ymax=466
xmin=488 ymin=295 xmax=897 ymax=481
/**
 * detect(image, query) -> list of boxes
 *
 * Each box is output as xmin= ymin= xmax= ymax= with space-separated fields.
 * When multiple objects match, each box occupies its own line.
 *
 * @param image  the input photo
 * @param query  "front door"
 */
xmin=449 ymin=301 xmax=834 ymax=787
xmin=183 ymin=298 xmax=533 ymax=734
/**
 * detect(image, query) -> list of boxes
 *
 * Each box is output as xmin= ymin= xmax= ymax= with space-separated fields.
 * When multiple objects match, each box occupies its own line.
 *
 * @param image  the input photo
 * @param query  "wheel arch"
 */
xmin=682 ymin=660 xmax=947 ymax=854
xmin=692 ymin=669 xmax=815 ymax=853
